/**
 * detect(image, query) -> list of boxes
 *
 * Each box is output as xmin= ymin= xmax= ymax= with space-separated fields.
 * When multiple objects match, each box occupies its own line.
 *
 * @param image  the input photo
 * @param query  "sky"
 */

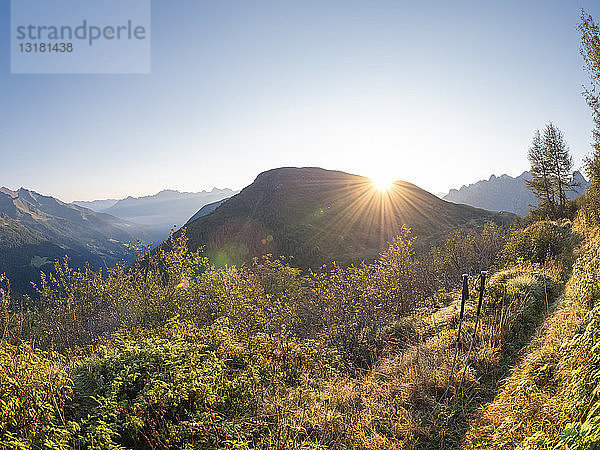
xmin=1 ymin=0 xmax=600 ymax=202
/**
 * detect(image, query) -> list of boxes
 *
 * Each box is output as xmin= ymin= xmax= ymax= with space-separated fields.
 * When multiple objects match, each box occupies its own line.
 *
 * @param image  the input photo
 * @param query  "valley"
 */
xmin=74 ymin=188 xmax=237 ymax=243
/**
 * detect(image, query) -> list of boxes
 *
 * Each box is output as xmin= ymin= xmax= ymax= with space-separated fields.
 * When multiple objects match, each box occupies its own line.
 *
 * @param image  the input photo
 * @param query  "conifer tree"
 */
xmin=526 ymin=123 xmax=575 ymax=218
xmin=544 ymin=122 xmax=574 ymax=216
xmin=526 ymin=130 xmax=556 ymax=215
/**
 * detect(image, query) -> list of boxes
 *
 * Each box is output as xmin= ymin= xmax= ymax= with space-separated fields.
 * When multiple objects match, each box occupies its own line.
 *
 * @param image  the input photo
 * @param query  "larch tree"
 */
xmin=526 ymin=123 xmax=575 ymax=218
xmin=544 ymin=122 xmax=574 ymax=216
xmin=526 ymin=129 xmax=556 ymax=216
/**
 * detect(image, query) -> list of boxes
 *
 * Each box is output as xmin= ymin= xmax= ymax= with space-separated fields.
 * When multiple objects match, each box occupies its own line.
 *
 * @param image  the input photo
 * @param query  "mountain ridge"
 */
xmin=0 ymin=187 xmax=150 ymax=294
xmin=444 ymin=170 xmax=589 ymax=215
xmin=75 ymin=187 xmax=237 ymax=242
xmin=182 ymin=167 xmax=515 ymax=267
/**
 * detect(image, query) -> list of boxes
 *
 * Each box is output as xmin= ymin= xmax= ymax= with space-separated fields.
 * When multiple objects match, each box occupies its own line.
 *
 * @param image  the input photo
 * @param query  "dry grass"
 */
xmin=463 ymin=231 xmax=600 ymax=449
xmin=250 ymin=263 xmax=563 ymax=449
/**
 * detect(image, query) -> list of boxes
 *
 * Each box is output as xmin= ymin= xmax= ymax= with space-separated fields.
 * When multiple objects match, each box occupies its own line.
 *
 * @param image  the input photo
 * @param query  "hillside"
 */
xmin=72 ymin=198 xmax=118 ymax=211
xmin=0 ymin=187 xmax=150 ymax=294
xmin=463 ymin=221 xmax=600 ymax=448
xmin=444 ymin=170 xmax=589 ymax=215
xmin=78 ymin=188 xmax=237 ymax=242
xmin=1 ymin=212 xmax=588 ymax=449
xmin=183 ymin=167 xmax=515 ymax=267
xmin=186 ymin=198 xmax=230 ymax=224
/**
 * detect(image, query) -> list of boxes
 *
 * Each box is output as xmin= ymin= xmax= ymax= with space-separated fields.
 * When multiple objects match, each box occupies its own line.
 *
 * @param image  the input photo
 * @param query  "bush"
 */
xmin=501 ymin=220 xmax=578 ymax=269
xmin=66 ymin=319 xmax=322 ymax=449
xmin=15 ymin=227 xmax=433 ymax=371
xmin=0 ymin=342 xmax=73 ymax=449
xmin=431 ymin=221 xmax=508 ymax=287
xmin=0 ymin=220 xmax=586 ymax=449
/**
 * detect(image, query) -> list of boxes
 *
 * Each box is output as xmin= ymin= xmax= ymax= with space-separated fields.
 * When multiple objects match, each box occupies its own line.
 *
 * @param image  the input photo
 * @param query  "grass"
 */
xmin=464 ymin=225 xmax=600 ymax=448
xmin=0 ymin=219 xmax=594 ymax=449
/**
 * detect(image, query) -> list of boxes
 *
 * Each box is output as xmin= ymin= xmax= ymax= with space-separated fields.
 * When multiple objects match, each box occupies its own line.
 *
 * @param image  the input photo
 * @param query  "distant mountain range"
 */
xmin=74 ymin=198 xmax=119 ymax=211
xmin=182 ymin=167 xmax=515 ymax=268
xmin=444 ymin=171 xmax=590 ymax=215
xmin=12 ymin=169 xmax=572 ymax=294
xmin=0 ymin=187 xmax=150 ymax=294
xmin=74 ymin=188 xmax=237 ymax=242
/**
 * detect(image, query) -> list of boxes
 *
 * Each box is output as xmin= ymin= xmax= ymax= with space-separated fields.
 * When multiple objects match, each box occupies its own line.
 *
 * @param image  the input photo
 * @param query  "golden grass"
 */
xmin=463 ymin=232 xmax=600 ymax=449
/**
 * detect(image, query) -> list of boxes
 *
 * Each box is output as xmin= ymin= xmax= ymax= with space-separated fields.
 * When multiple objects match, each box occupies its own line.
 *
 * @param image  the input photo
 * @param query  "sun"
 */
xmin=371 ymin=175 xmax=394 ymax=191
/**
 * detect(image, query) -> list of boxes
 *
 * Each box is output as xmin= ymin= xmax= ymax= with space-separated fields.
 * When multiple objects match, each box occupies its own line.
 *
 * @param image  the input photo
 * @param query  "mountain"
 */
xmin=73 ymin=199 xmax=118 ymax=211
xmin=444 ymin=170 xmax=590 ymax=215
xmin=182 ymin=167 xmax=515 ymax=268
xmin=0 ymin=187 xmax=150 ymax=294
xmin=186 ymin=198 xmax=230 ymax=224
xmin=78 ymin=188 xmax=237 ymax=243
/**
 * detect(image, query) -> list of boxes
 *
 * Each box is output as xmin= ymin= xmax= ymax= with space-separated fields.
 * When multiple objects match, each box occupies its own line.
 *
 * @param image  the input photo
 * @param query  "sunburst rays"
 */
xmin=299 ymin=176 xmax=429 ymax=253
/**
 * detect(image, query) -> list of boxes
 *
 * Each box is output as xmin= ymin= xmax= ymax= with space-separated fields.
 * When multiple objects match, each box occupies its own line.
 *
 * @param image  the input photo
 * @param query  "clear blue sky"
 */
xmin=1 ymin=0 xmax=599 ymax=201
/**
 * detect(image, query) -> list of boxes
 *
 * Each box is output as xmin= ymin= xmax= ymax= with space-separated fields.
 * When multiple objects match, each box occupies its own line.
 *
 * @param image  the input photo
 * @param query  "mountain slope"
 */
xmin=84 ymin=188 xmax=237 ymax=242
xmin=186 ymin=198 xmax=230 ymax=224
xmin=444 ymin=170 xmax=589 ymax=215
xmin=72 ymin=199 xmax=118 ymax=211
xmin=183 ymin=167 xmax=515 ymax=267
xmin=0 ymin=187 xmax=150 ymax=294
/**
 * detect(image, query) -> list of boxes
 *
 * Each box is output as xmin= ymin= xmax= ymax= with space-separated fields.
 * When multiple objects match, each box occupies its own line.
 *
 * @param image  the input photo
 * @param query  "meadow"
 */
xmin=2 ymin=210 xmax=597 ymax=449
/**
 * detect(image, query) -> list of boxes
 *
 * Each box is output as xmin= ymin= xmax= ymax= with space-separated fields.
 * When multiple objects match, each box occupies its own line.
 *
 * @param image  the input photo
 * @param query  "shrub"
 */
xmin=431 ymin=221 xmax=508 ymax=287
xmin=66 ymin=319 xmax=322 ymax=449
xmin=501 ymin=220 xmax=578 ymax=269
xmin=0 ymin=342 xmax=73 ymax=449
xmin=0 ymin=220 xmax=585 ymax=449
xmin=21 ymin=227 xmax=433 ymax=371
